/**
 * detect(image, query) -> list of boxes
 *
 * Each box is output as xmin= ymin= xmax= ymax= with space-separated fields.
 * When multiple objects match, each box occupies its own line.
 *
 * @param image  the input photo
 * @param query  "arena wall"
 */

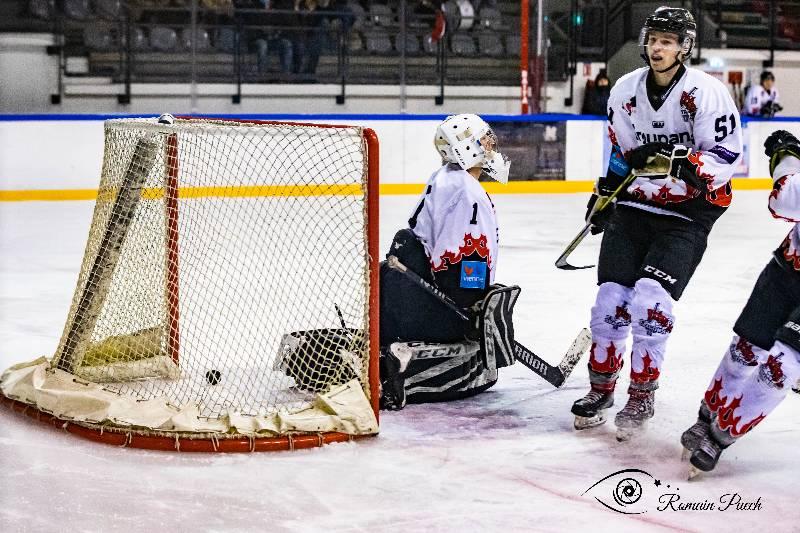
xmin=0 ymin=115 xmax=797 ymax=199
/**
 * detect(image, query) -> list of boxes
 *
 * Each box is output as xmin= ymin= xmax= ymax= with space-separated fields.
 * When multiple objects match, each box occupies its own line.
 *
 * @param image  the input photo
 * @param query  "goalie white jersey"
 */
xmin=607 ymin=66 xmax=742 ymax=228
xmin=408 ymin=163 xmax=499 ymax=306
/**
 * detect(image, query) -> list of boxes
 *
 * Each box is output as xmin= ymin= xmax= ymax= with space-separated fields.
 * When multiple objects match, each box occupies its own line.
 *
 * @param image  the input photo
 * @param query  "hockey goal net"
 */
xmin=1 ymin=117 xmax=380 ymax=451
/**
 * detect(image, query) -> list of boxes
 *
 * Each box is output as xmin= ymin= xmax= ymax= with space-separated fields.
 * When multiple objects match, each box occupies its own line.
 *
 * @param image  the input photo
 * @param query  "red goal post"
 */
xmin=0 ymin=116 xmax=380 ymax=452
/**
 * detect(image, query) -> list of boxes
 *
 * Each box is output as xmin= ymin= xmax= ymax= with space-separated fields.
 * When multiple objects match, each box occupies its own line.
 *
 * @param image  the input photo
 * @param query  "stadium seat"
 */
xmin=477 ymin=31 xmax=503 ymax=57
xmin=370 ymin=4 xmax=394 ymax=27
xmin=450 ymin=32 xmax=477 ymax=56
xmin=120 ymin=26 xmax=148 ymax=51
xmin=395 ymin=32 xmax=420 ymax=55
xmin=150 ymin=27 xmax=178 ymax=52
xmin=83 ymin=26 xmax=115 ymax=51
xmin=347 ymin=0 xmax=367 ymax=30
xmin=348 ymin=30 xmax=364 ymax=52
xmin=29 ymin=0 xmax=54 ymax=20
xmin=213 ymin=27 xmax=236 ymax=53
xmin=64 ymin=0 xmax=92 ymax=20
xmin=94 ymin=0 xmax=121 ymax=20
xmin=364 ymin=29 xmax=393 ymax=54
xmin=181 ymin=27 xmax=211 ymax=52
xmin=479 ymin=7 xmax=502 ymax=30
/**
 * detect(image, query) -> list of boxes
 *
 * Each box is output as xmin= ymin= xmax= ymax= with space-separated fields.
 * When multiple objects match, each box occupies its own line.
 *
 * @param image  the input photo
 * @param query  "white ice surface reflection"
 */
xmin=1 ymin=192 xmax=798 ymax=532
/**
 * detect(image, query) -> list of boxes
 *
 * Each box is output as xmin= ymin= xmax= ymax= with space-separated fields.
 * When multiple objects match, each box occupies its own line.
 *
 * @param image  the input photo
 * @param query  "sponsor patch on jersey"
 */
xmin=652 ymin=120 xmax=664 ymax=128
xmin=709 ymin=145 xmax=739 ymax=164
xmin=460 ymin=261 xmax=486 ymax=289
xmin=608 ymin=145 xmax=630 ymax=177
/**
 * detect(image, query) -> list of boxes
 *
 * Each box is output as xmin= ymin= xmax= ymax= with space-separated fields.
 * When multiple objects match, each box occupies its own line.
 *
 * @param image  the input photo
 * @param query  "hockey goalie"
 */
xmin=378 ymin=113 xmax=518 ymax=410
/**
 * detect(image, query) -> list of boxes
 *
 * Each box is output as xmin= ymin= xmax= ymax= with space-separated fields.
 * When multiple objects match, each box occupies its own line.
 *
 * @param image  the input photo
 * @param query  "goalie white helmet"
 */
xmin=434 ymin=114 xmax=511 ymax=184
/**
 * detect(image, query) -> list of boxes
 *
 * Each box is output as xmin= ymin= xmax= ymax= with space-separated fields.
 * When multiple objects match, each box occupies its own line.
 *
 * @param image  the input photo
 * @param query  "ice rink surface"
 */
xmin=1 ymin=191 xmax=799 ymax=532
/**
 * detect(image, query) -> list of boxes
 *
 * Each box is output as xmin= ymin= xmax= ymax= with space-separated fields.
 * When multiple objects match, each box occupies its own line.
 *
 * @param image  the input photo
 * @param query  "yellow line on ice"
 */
xmin=0 ymin=178 xmax=775 ymax=201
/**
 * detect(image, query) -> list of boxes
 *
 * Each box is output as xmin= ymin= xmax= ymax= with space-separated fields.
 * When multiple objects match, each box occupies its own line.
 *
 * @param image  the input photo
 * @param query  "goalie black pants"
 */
xmin=379 ymin=229 xmax=477 ymax=346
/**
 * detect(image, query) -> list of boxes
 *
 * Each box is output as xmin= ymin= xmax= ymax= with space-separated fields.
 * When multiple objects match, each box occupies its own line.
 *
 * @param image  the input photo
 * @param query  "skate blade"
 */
xmin=615 ymin=423 xmax=646 ymax=442
xmin=574 ymin=412 xmax=607 ymax=430
xmin=687 ymin=465 xmax=703 ymax=480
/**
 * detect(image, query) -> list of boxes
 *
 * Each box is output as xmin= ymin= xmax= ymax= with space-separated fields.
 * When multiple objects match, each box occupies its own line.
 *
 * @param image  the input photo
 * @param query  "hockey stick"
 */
xmin=55 ymin=135 xmax=160 ymax=372
xmin=385 ymin=256 xmax=591 ymax=387
xmin=554 ymin=171 xmax=636 ymax=270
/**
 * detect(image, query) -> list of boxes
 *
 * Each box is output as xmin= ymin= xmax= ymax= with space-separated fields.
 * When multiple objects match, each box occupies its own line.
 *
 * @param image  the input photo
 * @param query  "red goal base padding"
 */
xmin=1 ymin=395 xmax=376 ymax=452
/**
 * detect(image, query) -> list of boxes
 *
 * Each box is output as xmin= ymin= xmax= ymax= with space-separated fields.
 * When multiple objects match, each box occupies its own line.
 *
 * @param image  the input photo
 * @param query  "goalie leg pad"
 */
xmin=479 ymin=284 xmax=521 ymax=370
xmin=379 ymin=339 xmax=495 ymax=408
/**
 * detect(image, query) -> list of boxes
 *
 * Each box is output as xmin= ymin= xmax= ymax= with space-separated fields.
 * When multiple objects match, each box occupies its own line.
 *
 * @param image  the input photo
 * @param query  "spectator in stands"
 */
xmin=581 ymin=70 xmax=611 ymax=116
xmin=743 ymin=71 xmax=782 ymax=118
xmin=235 ymin=0 xmax=293 ymax=76
xmin=291 ymin=0 xmax=351 ymax=79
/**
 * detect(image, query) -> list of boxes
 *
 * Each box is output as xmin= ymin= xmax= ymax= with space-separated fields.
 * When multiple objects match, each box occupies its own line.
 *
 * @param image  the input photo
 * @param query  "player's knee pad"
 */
xmin=760 ymin=340 xmax=800 ymax=390
xmin=629 ymin=278 xmax=675 ymax=382
xmin=588 ymin=282 xmax=633 ymax=375
xmin=722 ymin=335 xmax=768 ymax=374
xmin=590 ymin=282 xmax=634 ymax=340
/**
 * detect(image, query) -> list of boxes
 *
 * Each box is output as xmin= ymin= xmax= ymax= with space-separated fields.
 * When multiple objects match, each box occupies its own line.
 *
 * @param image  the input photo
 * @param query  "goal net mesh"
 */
xmin=1 ymin=117 xmax=379 ymax=445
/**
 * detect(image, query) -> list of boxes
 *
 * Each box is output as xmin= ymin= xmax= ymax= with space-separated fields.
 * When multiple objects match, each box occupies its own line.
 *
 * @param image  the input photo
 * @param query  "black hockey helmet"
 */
xmin=761 ymin=71 xmax=775 ymax=83
xmin=639 ymin=6 xmax=697 ymax=70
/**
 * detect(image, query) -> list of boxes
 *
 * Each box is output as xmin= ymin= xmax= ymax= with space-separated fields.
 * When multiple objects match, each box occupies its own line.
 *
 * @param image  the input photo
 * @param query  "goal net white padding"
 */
xmin=1 ymin=117 xmax=379 ymax=444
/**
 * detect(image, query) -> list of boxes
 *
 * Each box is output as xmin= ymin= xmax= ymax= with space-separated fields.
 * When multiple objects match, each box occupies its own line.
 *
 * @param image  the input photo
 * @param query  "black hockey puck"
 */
xmin=205 ymin=369 xmax=221 ymax=385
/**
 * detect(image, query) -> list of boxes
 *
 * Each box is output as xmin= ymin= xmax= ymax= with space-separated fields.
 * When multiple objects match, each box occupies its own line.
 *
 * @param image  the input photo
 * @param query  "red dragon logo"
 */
xmin=730 ymin=337 xmax=758 ymax=366
xmin=760 ymin=353 xmax=786 ymax=389
xmin=433 ymin=233 xmax=491 ymax=272
xmin=680 ymin=89 xmax=697 ymax=120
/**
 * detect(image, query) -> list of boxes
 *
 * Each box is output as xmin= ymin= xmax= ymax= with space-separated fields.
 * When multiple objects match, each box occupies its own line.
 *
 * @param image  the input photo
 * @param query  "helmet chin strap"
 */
xmin=654 ymin=58 xmax=682 ymax=73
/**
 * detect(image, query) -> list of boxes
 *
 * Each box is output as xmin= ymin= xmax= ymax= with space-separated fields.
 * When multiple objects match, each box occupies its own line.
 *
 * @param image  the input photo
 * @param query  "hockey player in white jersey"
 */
xmin=379 ymin=114 xmax=514 ymax=409
xmin=571 ymin=6 xmax=743 ymax=440
xmin=742 ymin=71 xmax=781 ymax=118
xmin=681 ymin=130 xmax=800 ymax=475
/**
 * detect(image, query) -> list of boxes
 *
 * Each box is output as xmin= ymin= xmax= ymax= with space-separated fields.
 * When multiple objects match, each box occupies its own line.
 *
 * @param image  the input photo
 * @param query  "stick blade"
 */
xmin=555 ymin=328 xmax=592 ymax=384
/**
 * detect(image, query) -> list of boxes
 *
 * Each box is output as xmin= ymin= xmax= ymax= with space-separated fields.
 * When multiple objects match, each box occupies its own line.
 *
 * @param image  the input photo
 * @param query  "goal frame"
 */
xmin=1 ymin=117 xmax=380 ymax=452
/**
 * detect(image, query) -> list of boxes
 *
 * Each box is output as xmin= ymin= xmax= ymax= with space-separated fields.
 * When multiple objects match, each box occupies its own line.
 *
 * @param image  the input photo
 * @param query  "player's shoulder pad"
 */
xmin=685 ymin=67 xmax=732 ymax=96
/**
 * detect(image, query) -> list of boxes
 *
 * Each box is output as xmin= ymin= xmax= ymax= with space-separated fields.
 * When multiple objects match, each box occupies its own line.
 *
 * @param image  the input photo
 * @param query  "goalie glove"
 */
xmin=627 ymin=142 xmax=701 ymax=190
xmin=764 ymin=130 xmax=800 ymax=177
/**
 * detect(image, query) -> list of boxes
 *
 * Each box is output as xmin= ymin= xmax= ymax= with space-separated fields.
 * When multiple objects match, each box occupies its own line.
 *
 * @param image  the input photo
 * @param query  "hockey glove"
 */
xmin=764 ymin=130 xmax=800 ymax=176
xmin=628 ymin=142 xmax=702 ymax=190
xmin=585 ymin=193 xmax=615 ymax=235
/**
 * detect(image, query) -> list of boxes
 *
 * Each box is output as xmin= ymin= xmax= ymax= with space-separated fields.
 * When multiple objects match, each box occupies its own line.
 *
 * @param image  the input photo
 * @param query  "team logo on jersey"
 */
xmin=729 ymin=337 xmax=759 ymax=366
xmin=639 ymin=303 xmax=673 ymax=336
xmin=604 ymin=301 xmax=631 ymax=330
xmin=459 ymin=260 xmax=486 ymax=289
xmin=759 ymin=353 xmax=787 ymax=389
xmin=652 ymin=120 xmax=664 ymax=128
xmin=680 ymin=88 xmax=698 ymax=122
xmin=623 ymin=96 xmax=636 ymax=116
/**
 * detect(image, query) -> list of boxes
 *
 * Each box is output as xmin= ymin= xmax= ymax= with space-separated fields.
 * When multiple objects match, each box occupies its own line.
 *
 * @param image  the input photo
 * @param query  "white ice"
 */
xmin=1 ymin=191 xmax=799 ymax=532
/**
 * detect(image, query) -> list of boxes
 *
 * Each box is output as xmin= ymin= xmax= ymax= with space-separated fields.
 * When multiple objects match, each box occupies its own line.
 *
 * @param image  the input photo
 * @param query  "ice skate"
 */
xmin=614 ymin=388 xmax=655 ymax=441
xmin=688 ymin=432 xmax=729 ymax=480
xmin=571 ymin=387 xmax=614 ymax=429
xmin=680 ymin=403 xmax=713 ymax=460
